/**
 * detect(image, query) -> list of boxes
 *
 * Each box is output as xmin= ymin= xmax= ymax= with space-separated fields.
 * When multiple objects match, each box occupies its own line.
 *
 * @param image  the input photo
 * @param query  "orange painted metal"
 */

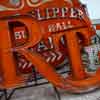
xmin=0 ymin=20 xmax=23 ymax=88
xmin=0 ymin=17 xmax=42 ymax=88
xmin=0 ymin=0 xmax=100 ymax=93
xmin=96 ymin=24 xmax=100 ymax=30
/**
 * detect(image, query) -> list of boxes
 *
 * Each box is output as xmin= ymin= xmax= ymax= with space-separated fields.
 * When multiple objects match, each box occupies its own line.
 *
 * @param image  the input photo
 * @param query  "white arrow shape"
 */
xmin=46 ymin=51 xmax=57 ymax=63
xmin=27 ymin=62 xmax=33 ymax=68
xmin=18 ymin=58 xmax=27 ymax=68
xmin=56 ymin=51 xmax=63 ymax=61
xmin=18 ymin=62 xmax=23 ymax=68
xmin=46 ymin=56 xmax=51 ymax=63
xmin=22 ymin=62 xmax=28 ymax=69
xmin=51 ymin=52 xmax=57 ymax=62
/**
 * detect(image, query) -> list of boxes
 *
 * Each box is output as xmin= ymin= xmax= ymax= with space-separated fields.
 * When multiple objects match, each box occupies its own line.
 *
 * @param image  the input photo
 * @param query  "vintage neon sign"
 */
xmin=1 ymin=0 xmax=100 ymax=94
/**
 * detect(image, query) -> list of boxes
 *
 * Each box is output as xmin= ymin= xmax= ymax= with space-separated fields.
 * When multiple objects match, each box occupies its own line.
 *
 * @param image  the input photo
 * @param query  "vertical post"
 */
xmin=65 ymin=31 xmax=86 ymax=80
xmin=53 ymin=86 xmax=61 ymax=100
xmin=0 ymin=21 xmax=23 ymax=88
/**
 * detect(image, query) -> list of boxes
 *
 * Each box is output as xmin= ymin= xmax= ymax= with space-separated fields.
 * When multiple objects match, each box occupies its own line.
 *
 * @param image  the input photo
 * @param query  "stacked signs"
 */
xmin=84 ymin=23 xmax=100 ymax=71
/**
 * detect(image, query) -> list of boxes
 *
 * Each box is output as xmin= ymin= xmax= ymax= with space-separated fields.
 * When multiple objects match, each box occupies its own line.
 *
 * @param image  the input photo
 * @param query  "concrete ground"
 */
xmin=1 ymin=84 xmax=100 ymax=100
xmin=1 ymin=63 xmax=100 ymax=100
